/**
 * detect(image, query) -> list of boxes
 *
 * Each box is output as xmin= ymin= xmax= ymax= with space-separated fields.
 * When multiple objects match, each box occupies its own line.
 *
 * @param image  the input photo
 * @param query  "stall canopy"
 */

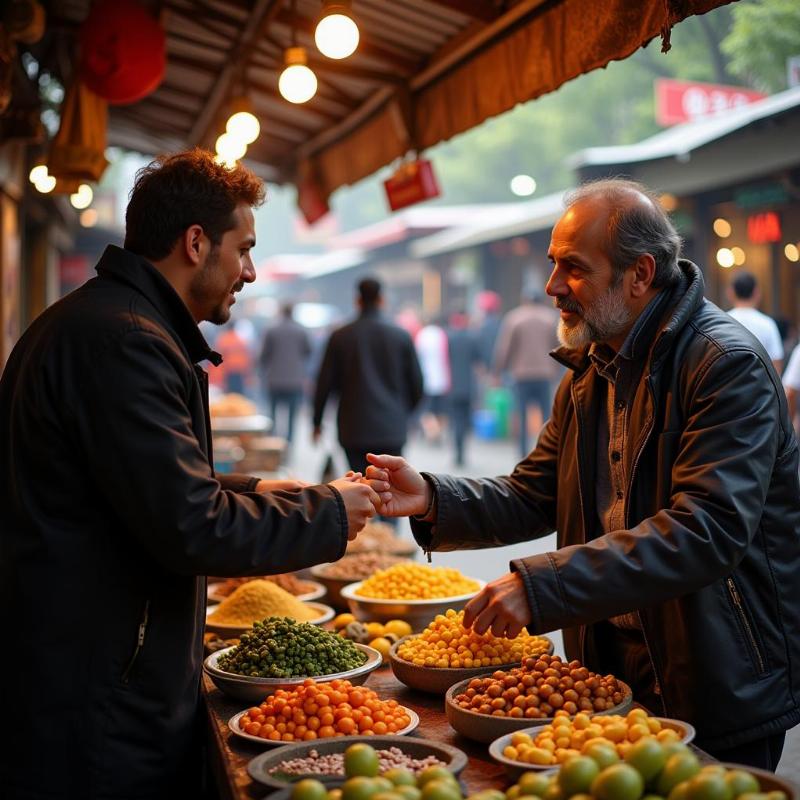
xmin=26 ymin=0 xmax=733 ymax=202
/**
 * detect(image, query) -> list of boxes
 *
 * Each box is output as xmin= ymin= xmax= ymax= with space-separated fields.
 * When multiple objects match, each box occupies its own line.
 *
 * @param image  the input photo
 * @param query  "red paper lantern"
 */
xmin=79 ymin=0 xmax=165 ymax=105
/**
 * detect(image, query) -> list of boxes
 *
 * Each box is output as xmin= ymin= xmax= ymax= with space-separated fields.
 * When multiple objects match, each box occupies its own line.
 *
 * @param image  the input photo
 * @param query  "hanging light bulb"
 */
xmin=226 ymin=98 xmax=260 ymax=145
xmin=215 ymin=132 xmax=247 ymax=163
xmin=70 ymin=184 xmax=94 ymax=210
xmin=29 ymin=164 xmax=49 ymax=184
xmin=35 ymin=174 xmax=57 ymax=193
xmin=279 ymin=47 xmax=317 ymax=104
xmin=315 ymin=0 xmax=359 ymax=60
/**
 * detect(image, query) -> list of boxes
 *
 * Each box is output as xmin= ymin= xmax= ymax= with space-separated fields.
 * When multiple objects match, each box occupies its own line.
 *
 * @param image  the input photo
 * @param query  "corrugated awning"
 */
xmin=30 ymin=0 xmax=733 ymax=202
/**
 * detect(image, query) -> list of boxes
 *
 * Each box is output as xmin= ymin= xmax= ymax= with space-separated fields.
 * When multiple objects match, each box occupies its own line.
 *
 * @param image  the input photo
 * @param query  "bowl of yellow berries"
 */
xmin=488 ymin=708 xmax=694 ymax=779
xmin=340 ymin=564 xmax=484 ymax=632
xmin=388 ymin=609 xmax=553 ymax=694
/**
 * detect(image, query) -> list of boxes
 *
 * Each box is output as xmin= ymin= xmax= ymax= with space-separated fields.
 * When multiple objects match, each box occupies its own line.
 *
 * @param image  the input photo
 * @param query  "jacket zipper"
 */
xmin=726 ymin=577 xmax=766 ymax=674
xmin=122 ymin=600 xmax=150 ymax=684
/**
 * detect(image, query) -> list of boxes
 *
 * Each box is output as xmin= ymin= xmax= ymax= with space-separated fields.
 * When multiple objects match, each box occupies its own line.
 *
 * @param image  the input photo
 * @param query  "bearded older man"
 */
xmin=366 ymin=179 xmax=800 ymax=770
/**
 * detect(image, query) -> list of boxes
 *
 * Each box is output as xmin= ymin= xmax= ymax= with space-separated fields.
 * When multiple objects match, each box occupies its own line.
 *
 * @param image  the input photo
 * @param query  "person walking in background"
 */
xmin=312 ymin=277 xmax=423 ymax=473
xmin=475 ymin=290 xmax=503 ymax=370
xmin=727 ymin=271 xmax=783 ymax=373
xmin=215 ymin=320 xmax=253 ymax=396
xmin=259 ymin=302 xmax=311 ymax=444
xmin=415 ymin=317 xmax=451 ymax=442
xmin=493 ymin=287 xmax=560 ymax=458
xmin=782 ymin=343 xmax=800 ymax=439
xmin=446 ymin=310 xmax=481 ymax=466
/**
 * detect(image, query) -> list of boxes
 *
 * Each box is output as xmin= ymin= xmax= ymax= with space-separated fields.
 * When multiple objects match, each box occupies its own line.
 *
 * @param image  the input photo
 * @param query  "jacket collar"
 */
xmin=551 ymin=259 xmax=705 ymax=375
xmin=95 ymin=245 xmax=222 ymax=366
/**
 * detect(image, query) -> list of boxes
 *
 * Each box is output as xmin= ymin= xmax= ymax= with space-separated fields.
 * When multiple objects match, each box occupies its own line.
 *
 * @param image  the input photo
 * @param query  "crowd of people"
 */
xmin=1 ymin=150 xmax=798 ymax=799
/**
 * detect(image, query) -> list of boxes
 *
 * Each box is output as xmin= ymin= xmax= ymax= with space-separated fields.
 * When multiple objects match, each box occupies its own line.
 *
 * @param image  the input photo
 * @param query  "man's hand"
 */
xmin=329 ymin=473 xmax=382 ymax=540
xmin=463 ymin=572 xmax=532 ymax=638
xmin=364 ymin=453 xmax=429 ymax=518
xmin=254 ymin=478 xmax=310 ymax=492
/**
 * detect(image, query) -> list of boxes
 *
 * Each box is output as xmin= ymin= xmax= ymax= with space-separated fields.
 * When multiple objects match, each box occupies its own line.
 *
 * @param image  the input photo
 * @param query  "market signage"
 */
xmin=383 ymin=159 xmax=441 ymax=212
xmin=655 ymin=78 xmax=766 ymax=126
xmin=747 ymin=212 xmax=782 ymax=245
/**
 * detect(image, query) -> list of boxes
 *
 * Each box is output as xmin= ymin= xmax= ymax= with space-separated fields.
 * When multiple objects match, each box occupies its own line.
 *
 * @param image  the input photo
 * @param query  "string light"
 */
xmin=226 ymin=98 xmax=260 ymax=145
xmin=70 ymin=184 xmax=94 ymax=210
xmin=215 ymin=133 xmax=247 ymax=163
xmin=279 ymin=47 xmax=317 ymax=104
xmin=315 ymin=0 xmax=359 ymax=60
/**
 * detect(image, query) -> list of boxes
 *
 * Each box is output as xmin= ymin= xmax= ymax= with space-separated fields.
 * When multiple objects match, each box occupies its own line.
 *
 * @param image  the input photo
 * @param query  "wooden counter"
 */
xmin=203 ymin=665 xmax=511 ymax=800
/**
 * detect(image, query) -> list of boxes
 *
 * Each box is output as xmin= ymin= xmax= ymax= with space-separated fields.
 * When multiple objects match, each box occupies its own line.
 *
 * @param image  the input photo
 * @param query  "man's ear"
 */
xmin=182 ymin=225 xmax=206 ymax=266
xmin=628 ymin=253 xmax=656 ymax=299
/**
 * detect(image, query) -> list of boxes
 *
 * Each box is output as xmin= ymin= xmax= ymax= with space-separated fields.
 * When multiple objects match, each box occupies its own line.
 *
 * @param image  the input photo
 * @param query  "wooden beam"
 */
xmin=187 ymin=0 xmax=283 ymax=148
xmin=421 ymin=0 xmax=501 ymax=22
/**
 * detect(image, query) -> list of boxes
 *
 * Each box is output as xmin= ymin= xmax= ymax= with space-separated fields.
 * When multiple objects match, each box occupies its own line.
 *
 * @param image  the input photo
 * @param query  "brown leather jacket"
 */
xmin=413 ymin=261 xmax=800 ymax=750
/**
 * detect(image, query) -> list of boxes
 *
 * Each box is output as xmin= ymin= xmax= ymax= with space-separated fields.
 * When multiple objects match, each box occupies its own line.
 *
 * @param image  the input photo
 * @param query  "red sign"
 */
xmin=655 ymin=79 xmax=766 ymax=126
xmin=383 ymin=159 xmax=440 ymax=212
xmin=747 ymin=212 xmax=782 ymax=245
xmin=59 ymin=254 xmax=91 ymax=292
xmin=297 ymin=177 xmax=330 ymax=226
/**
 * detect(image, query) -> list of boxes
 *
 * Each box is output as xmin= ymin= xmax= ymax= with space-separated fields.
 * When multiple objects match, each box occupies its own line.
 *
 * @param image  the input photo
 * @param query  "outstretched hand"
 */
xmin=462 ymin=572 xmax=532 ymax=639
xmin=364 ymin=453 xmax=430 ymax=518
xmin=329 ymin=472 xmax=382 ymax=540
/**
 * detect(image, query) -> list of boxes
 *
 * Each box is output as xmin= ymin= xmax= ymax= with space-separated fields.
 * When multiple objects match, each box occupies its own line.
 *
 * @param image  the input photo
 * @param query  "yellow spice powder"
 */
xmin=208 ymin=579 xmax=320 ymax=625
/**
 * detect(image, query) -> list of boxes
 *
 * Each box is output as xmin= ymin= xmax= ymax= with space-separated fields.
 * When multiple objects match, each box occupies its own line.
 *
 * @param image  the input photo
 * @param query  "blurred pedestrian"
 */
xmin=493 ymin=287 xmax=560 ymax=457
xmin=447 ymin=310 xmax=481 ymax=466
xmin=475 ymin=290 xmax=503 ymax=369
xmin=312 ymin=277 xmax=423 ymax=473
xmin=415 ymin=317 xmax=451 ymax=442
xmin=727 ymin=271 xmax=783 ymax=372
xmin=259 ymin=302 xmax=311 ymax=443
xmin=783 ymin=344 xmax=800 ymax=438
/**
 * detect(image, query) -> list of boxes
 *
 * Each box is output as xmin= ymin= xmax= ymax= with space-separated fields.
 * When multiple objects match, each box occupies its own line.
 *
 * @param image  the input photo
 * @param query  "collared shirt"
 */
xmin=590 ymin=289 xmax=671 ymax=629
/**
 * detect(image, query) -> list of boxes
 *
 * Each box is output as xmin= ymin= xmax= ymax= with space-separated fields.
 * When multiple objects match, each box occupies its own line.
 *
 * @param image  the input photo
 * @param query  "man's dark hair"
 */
xmin=565 ymin=178 xmax=683 ymax=289
xmin=358 ymin=277 xmax=382 ymax=309
xmin=124 ymin=148 xmax=265 ymax=261
xmin=731 ymin=271 xmax=757 ymax=300
xmin=280 ymin=303 xmax=295 ymax=318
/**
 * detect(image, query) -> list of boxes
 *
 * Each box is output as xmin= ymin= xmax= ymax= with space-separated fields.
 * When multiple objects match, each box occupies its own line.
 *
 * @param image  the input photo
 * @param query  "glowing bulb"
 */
xmin=215 ymin=133 xmax=247 ymax=163
xmin=29 ymin=164 xmax=49 ymax=184
xmin=713 ymin=218 xmax=732 ymax=238
xmin=510 ymin=175 xmax=537 ymax=197
xmin=315 ymin=5 xmax=359 ymax=59
xmin=80 ymin=208 xmax=99 ymax=227
xmin=279 ymin=47 xmax=317 ymax=104
xmin=70 ymin=184 xmax=93 ymax=210
xmin=226 ymin=110 xmax=260 ymax=145
xmin=35 ymin=175 xmax=56 ymax=193
xmin=716 ymin=248 xmax=735 ymax=268
xmin=785 ymin=243 xmax=800 ymax=262
xmin=731 ymin=246 xmax=746 ymax=266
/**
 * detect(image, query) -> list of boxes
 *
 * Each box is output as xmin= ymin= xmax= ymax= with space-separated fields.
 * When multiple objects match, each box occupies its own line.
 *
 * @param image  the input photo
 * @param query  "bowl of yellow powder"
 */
xmin=206 ymin=579 xmax=334 ymax=636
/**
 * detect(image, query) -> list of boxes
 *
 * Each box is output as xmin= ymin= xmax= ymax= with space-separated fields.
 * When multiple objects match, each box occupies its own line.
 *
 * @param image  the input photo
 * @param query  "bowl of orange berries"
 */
xmin=488 ymin=707 xmax=695 ymax=779
xmin=388 ymin=609 xmax=553 ymax=694
xmin=228 ymin=678 xmax=419 ymax=746
xmin=445 ymin=653 xmax=632 ymax=743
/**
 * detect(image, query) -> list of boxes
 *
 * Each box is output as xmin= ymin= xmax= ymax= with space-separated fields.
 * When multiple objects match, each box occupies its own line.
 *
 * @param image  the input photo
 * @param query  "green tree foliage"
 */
xmin=721 ymin=0 xmax=800 ymax=92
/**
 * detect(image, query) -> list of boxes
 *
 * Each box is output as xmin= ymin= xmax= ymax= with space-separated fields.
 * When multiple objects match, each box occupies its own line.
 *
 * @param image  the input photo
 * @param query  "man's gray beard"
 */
xmin=557 ymin=283 xmax=632 ymax=348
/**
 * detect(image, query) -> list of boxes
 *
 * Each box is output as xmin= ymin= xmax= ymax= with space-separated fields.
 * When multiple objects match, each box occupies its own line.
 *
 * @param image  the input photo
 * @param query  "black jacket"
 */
xmin=313 ymin=309 xmax=423 ymax=449
xmin=413 ymin=262 xmax=800 ymax=750
xmin=0 ymin=246 xmax=349 ymax=799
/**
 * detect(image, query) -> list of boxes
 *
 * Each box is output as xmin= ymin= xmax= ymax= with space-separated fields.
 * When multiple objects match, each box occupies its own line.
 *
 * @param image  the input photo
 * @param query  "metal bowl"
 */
xmin=445 ymin=676 xmax=633 ymax=744
xmin=203 ymin=642 xmax=382 ymax=703
xmin=339 ymin=579 xmax=485 ymax=632
xmin=247 ymin=734 xmax=468 ymax=789
xmin=205 ymin=601 xmax=335 ymax=638
xmin=388 ymin=633 xmax=554 ymax=695
xmin=309 ymin=559 xmax=414 ymax=611
xmin=488 ymin=716 xmax=695 ymax=780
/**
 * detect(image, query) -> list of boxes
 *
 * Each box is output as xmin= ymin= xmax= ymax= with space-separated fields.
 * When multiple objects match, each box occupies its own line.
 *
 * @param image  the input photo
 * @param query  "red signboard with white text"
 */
xmin=655 ymin=78 xmax=766 ymax=127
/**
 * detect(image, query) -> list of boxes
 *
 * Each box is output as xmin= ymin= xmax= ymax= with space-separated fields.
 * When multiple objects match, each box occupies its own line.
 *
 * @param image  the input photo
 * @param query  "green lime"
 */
xmin=668 ymin=783 xmax=691 ymax=800
xmin=395 ymin=788 xmax=422 ymax=800
xmin=737 ymin=793 xmax=769 ymax=800
xmin=293 ymin=779 xmax=330 ymax=800
xmin=518 ymin=773 xmax=553 ymax=797
xmin=724 ymin=771 xmax=759 ymax=798
xmin=374 ymin=780 xmax=396 ymax=793
xmin=421 ymin=778 xmax=463 ymax=800
xmin=343 ymin=776 xmax=382 ymax=800
xmin=418 ymin=767 xmax=459 ymax=788
xmin=765 ymin=792 xmax=787 ymax=800
xmin=328 ymin=791 xmax=343 ymax=800
xmin=584 ymin=742 xmax=622 ymax=770
xmin=559 ymin=756 xmax=601 ymax=796
xmin=542 ymin=783 xmax=564 ymax=800
xmin=699 ymin=768 xmax=728 ymax=779
xmin=686 ymin=773 xmax=732 ymax=800
xmin=467 ymin=792 xmax=506 ymax=800
xmin=661 ymin=744 xmax=691 ymax=760
xmin=591 ymin=763 xmax=645 ymax=800
xmin=505 ymin=787 xmax=522 ymax=800
xmin=656 ymin=754 xmax=701 ymax=797
xmin=385 ymin=769 xmax=417 ymax=788
xmin=345 ymin=744 xmax=380 ymax=778
xmin=625 ymin=738 xmax=668 ymax=782
xmin=373 ymin=793 xmax=406 ymax=800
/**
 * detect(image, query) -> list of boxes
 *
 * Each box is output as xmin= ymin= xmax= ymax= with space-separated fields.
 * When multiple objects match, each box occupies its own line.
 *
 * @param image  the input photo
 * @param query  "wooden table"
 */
xmin=203 ymin=665 xmax=510 ymax=800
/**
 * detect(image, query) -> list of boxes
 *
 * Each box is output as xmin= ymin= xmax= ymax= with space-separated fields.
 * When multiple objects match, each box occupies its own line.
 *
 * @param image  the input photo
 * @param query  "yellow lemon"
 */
xmin=365 ymin=622 xmax=386 ymax=638
xmin=369 ymin=637 xmax=392 ymax=660
xmin=384 ymin=619 xmax=412 ymax=638
xmin=333 ymin=613 xmax=356 ymax=629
